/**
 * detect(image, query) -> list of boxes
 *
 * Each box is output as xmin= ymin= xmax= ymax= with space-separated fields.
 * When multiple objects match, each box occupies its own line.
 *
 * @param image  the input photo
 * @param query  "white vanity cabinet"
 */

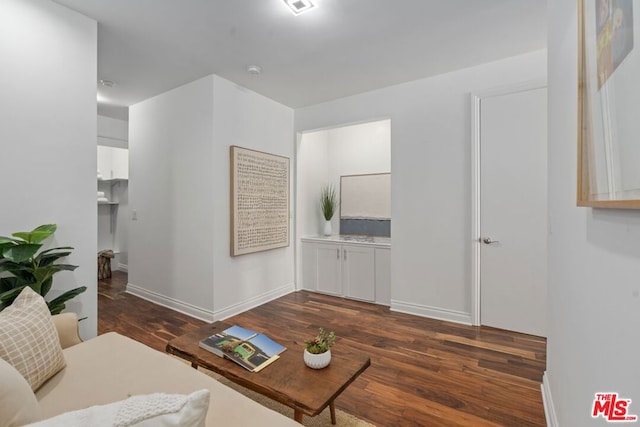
xmin=301 ymin=236 xmax=390 ymax=305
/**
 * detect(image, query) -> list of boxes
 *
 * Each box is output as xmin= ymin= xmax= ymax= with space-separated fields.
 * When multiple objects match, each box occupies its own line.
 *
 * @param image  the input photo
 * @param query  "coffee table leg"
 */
xmin=191 ymin=362 xmax=198 ymax=369
xmin=294 ymin=409 xmax=303 ymax=423
xmin=330 ymin=401 xmax=336 ymax=425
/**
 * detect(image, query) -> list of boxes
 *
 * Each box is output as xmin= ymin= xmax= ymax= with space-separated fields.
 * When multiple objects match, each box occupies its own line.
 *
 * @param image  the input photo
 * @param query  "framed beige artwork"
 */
xmin=578 ymin=0 xmax=640 ymax=208
xmin=230 ymin=146 xmax=290 ymax=256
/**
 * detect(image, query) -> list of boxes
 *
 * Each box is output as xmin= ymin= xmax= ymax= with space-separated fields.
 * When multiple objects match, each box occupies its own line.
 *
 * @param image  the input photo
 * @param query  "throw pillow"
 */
xmin=0 ymin=286 xmax=66 ymax=391
xmin=26 ymin=389 xmax=210 ymax=427
xmin=0 ymin=357 xmax=42 ymax=427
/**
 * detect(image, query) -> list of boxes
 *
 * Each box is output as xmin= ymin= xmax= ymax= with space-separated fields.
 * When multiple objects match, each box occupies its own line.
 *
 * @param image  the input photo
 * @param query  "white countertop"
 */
xmin=301 ymin=234 xmax=391 ymax=247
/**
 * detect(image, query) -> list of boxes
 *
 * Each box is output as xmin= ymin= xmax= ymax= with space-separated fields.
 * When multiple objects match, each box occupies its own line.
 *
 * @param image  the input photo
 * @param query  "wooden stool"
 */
xmin=98 ymin=250 xmax=115 ymax=279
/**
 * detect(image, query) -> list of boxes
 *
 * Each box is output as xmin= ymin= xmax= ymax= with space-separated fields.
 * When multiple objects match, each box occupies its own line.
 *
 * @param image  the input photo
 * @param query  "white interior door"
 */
xmin=479 ymin=86 xmax=547 ymax=337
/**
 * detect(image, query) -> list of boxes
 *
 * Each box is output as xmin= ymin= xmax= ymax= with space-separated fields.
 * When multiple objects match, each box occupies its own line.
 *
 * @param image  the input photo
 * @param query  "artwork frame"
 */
xmin=230 ymin=146 xmax=290 ymax=256
xmin=578 ymin=0 xmax=640 ymax=208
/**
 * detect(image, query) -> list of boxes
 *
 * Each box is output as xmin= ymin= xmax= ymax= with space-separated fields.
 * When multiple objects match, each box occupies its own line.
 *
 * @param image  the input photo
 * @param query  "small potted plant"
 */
xmin=320 ymin=184 xmax=337 ymax=236
xmin=304 ymin=327 xmax=336 ymax=369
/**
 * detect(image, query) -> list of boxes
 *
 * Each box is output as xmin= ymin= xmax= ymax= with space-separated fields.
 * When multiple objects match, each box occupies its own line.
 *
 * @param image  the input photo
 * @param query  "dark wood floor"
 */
xmin=98 ymin=272 xmax=547 ymax=426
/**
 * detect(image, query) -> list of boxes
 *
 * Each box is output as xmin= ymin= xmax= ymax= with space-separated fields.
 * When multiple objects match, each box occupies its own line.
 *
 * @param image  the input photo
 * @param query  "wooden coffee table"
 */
xmin=166 ymin=321 xmax=370 ymax=424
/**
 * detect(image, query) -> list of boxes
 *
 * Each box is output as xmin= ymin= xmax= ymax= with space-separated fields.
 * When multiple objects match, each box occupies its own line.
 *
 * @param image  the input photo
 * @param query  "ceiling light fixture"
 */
xmin=282 ymin=0 xmax=316 ymax=16
xmin=246 ymin=65 xmax=262 ymax=75
xmin=99 ymin=79 xmax=115 ymax=87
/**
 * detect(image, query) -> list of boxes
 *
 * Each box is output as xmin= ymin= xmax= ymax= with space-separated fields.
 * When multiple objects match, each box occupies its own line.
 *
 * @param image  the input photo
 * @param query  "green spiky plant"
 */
xmin=320 ymin=184 xmax=338 ymax=221
xmin=304 ymin=327 xmax=336 ymax=354
xmin=0 ymin=224 xmax=87 ymax=314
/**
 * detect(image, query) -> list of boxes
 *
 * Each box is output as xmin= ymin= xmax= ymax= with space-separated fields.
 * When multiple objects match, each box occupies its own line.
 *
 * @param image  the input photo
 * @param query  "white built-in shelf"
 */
xmin=98 ymin=201 xmax=119 ymax=205
xmin=98 ymin=178 xmax=128 ymax=185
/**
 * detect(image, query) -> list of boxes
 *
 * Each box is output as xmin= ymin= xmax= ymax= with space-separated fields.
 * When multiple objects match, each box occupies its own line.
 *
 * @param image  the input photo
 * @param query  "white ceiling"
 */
xmin=52 ymin=0 xmax=546 ymax=118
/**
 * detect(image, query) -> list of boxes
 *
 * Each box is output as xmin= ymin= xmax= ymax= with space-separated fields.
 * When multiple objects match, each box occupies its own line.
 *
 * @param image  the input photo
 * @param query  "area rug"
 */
xmin=203 ymin=369 xmax=375 ymax=427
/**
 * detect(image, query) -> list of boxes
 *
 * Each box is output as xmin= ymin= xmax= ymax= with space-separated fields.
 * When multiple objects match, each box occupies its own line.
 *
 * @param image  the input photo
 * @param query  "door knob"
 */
xmin=482 ymin=237 xmax=499 ymax=244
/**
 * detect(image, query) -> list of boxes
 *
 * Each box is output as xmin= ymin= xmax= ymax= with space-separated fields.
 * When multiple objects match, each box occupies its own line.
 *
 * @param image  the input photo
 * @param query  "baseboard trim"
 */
xmin=213 ymin=284 xmax=295 ymax=321
xmin=541 ymin=371 xmax=558 ymax=427
xmin=126 ymin=283 xmax=214 ymax=323
xmin=117 ymin=263 xmax=128 ymax=273
xmin=390 ymin=300 xmax=472 ymax=325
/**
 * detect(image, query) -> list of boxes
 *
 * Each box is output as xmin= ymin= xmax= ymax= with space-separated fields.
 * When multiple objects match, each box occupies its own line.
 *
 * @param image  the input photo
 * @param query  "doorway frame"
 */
xmin=470 ymin=79 xmax=547 ymax=326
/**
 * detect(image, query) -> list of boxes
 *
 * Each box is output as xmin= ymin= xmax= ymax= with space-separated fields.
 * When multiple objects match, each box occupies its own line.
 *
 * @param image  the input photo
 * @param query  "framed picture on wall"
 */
xmin=578 ymin=0 xmax=640 ymax=208
xmin=230 ymin=146 xmax=290 ymax=256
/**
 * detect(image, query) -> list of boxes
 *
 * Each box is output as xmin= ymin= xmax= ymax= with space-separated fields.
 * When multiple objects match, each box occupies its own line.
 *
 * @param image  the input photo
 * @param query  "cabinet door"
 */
xmin=316 ymin=244 xmax=342 ymax=296
xmin=343 ymin=245 xmax=375 ymax=301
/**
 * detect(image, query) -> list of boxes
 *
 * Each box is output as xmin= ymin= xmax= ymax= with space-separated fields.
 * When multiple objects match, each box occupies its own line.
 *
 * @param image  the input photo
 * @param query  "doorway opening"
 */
xmin=295 ymin=118 xmax=392 ymax=297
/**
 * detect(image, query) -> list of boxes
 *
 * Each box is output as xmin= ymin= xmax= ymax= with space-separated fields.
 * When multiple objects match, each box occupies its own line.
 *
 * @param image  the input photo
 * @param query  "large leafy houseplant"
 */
xmin=0 ymin=224 xmax=86 ymax=314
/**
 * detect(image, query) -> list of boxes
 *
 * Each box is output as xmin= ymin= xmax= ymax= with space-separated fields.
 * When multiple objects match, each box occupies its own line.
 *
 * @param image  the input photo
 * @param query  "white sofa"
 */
xmin=34 ymin=314 xmax=300 ymax=426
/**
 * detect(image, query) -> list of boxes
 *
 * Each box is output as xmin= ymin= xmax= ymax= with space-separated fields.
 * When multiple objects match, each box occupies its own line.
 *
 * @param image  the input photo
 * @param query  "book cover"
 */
xmin=198 ymin=325 xmax=257 ymax=357
xmin=198 ymin=325 xmax=286 ymax=372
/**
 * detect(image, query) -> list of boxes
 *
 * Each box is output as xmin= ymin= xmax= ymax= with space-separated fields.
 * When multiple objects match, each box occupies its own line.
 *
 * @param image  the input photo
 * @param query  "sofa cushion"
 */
xmin=35 ymin=332 xmax=300 ymax=426
xmin=26 ymin=389 xmax=209 ymax=427
xmin=0 ymin=357 xmax=42 ymax=427
xmin=0 ymin=287 xmax=65 ymax=391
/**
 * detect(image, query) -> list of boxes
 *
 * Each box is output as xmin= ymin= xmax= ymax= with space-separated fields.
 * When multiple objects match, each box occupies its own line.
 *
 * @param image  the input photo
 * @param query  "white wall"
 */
xmin=297 ymin=131 xmax=330 ymax=240
xmin=98 ymin=115 xmax=128 ymax=148
xmin=546 ymin=1 xmax=640 ymax=425
xmin=295 ymin=50 xmax=547 ymax=322
xmin=328 ymin=120 xmax=391 ymax=233
xmin=211 ymin=75 xmax=295 ymax=318
xmin=129 ymin=76 xmax=215 ymax=320
xmin=129 ymin=75 xmax=295 ymax=320
xmin=0 ymin=0 xmax=97 ymax=338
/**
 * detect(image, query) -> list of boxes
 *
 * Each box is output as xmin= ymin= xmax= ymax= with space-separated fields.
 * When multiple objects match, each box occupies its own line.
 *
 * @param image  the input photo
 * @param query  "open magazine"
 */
xmin=198 ymin=325 xmax=286 ymax=372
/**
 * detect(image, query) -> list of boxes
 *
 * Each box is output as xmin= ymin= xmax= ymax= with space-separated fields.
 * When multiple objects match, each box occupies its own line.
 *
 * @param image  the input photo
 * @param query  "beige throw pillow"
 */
xmin=0 ymin=357 xmax=42 ymax=427
xmin=0 ymin=286 xmax=66 ymax=391
xmin=26 ymin=389 xmax=210 ymax=427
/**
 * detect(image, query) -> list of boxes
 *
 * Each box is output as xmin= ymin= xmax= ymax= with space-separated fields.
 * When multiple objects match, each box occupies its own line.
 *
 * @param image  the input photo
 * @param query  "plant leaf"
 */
xmin=40 ymin=277 xmax=53 ymax=298
xmin=48 ymin=264 xmax=78 ymax=272
xmin=36 ymin=252 xmax=73 ymax=266
xmin=0 ymin=261 xmax=30 ymax=274
xmin=11 ymin=224 xmax=56 ymax=244
xmin=2 ymin=244 xmax=42 ymax=263
xmin=47 ymin=286 xmax=87 ymax=314
xmin=0 ymin=285 xmax=27 ymax=305
xmin=0 ymin=277 xmax=31 ymax=292
xmin=33 ymin=224 xmax=57 ymax=234
xmin=0 ymin=236 xmax=18 ymax=244
xmin=38 ymin=246 xmax=74 ymax=256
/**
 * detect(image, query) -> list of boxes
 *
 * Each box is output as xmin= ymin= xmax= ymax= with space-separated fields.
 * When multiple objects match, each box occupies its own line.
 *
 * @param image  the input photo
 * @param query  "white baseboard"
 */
xmin=390 ymin=300 xmax=472 ymax=325
xmin=126 ymin=283 xmax=214 ymax=322
xmin=541 ymin=371 xmax=558 ymax=427
xmin=117 ymin=263 xmax=128 ymax=272
xmin=213 ymin=284 xmax=295 ymax=321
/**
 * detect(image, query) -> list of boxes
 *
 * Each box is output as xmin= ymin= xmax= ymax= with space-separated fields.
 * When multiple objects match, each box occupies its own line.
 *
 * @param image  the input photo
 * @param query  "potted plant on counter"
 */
xmin=304 ymin=327 xmax=336 ymax=369
xmin=320 ymin=184 xmax=337 ymax=236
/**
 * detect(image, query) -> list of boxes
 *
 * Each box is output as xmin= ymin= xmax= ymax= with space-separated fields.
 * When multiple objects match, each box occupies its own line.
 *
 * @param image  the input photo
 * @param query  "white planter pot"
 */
xmin=323 ymin=220 xmax=332 ymax=236
xmin=304 ymin=349 xmax=331 ymax=369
